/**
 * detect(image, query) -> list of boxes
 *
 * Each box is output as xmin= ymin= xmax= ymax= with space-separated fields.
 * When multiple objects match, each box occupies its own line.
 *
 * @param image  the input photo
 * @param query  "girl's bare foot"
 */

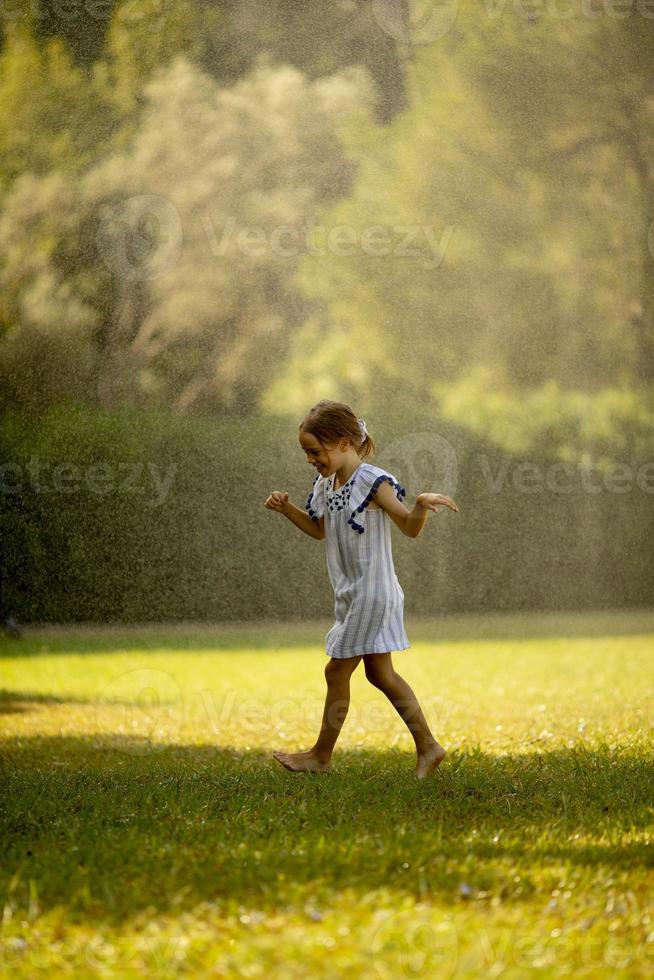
xmin=272 ymin=749 xmax=332 ymax=773
xmin=416 ymin=742 xmax=447 ymax=778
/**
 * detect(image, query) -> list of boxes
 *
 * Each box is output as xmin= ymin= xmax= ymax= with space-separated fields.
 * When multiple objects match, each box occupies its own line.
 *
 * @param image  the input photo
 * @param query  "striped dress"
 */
xmin=305 ymin=461 xmax=411 ymax=659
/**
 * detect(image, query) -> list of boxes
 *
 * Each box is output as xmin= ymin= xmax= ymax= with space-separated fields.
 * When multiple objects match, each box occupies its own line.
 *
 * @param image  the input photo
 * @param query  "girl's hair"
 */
xmin=299 ymin=400 xmax=375 ymax=460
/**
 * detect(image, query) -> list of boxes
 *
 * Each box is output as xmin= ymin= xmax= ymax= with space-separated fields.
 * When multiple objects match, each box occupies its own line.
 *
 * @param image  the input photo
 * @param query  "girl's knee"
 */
xmin=325 ymin=656 xmax=361 ymax=681
xmin=364 ymin=655 xmax=396 ymax=688
xmin=366 ymin=670 xmax=393 ymax=690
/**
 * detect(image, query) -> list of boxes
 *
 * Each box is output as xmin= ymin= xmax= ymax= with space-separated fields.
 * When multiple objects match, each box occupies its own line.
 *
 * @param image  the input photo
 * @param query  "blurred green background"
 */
xmin=1 ymin=0 xmax=653 ymax=622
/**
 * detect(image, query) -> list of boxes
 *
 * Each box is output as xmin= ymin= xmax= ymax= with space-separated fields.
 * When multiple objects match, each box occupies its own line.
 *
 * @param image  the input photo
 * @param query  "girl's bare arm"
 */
xmin=283 ymin=502 xmax=325 ymax=540
xmin=373 ymin=483 xmax=459 ymax=538
xmin=264 ymin=492 xmax=325 ymax=540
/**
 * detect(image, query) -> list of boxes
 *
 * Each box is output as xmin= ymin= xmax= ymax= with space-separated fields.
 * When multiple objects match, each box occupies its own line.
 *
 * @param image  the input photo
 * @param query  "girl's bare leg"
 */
xmin=273 ymin=655 xmax=362 ymax=772
xmin=363 ymin=653 xmax=447 ymax=778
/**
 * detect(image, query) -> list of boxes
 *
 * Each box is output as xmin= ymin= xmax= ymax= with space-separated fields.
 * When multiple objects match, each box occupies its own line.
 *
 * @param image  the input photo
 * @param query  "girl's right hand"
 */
xmin=264 ymin=491 xmax=290 ymax=514
xmin=417 ymin=492 xmax=459 ymax=513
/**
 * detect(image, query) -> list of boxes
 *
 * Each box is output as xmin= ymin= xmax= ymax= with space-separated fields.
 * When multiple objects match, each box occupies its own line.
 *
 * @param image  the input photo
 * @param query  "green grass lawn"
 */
xmin=1 ymin=609 xmax=653 ymax=978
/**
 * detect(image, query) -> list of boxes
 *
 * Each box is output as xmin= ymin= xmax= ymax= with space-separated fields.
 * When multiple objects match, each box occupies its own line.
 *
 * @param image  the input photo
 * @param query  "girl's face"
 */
xmin=299 ymin=431 xmax=341 ymax=476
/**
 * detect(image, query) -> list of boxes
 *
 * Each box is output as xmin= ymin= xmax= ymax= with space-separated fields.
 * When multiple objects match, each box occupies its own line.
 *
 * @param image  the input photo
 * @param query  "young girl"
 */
xmin=263 ymin=400 xmax=459 ymax=778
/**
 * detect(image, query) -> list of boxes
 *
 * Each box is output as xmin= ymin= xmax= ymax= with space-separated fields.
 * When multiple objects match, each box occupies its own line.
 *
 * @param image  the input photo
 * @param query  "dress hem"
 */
xmin=325 ymin=643 xmax=411 ymax=659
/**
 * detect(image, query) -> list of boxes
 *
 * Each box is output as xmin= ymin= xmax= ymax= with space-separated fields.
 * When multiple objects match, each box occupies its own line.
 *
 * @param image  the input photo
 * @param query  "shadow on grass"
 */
xmin=1 ymin=607 xmax=653 ymax=657
xmin=0 ymin=689 xmax=98 ymax=715
xmin=1 ymin=734 xmax=652 ymax=926
xmin=0 ymin=689 xmax=183 ymax=716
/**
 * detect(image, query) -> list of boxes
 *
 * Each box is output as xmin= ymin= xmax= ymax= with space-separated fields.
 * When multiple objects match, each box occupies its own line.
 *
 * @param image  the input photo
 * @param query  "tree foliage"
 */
xmin=0 ymin=52 xmax=375 ymax=414
xmin=1 ymin=4 xmax=653 ymax=461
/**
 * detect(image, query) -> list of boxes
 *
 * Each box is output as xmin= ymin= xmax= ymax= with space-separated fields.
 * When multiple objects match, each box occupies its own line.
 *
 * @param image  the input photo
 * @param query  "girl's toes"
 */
xmin=273 ymin=751 xmax=297 ymax=771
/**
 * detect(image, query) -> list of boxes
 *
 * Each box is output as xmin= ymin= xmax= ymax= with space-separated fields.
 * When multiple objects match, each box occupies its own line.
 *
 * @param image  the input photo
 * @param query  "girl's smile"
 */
xmin=300 ymin=431 xmax=358 ymax=482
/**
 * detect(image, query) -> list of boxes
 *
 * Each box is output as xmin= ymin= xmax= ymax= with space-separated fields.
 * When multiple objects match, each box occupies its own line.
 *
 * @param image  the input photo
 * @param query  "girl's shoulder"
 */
xmin=356 ymin=462 xmax=389 ymax=480
xmin=346 ymin=461 xmax=407 ymax=532
xmin=355 ymin=461 xmax=403 ymax=485
xmin=350 ymin=461 xmax=407 ymax=505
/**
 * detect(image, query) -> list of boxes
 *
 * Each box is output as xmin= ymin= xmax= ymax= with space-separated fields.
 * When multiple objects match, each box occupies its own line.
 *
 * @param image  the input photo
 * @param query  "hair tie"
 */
xmin=357 ymin=418 xmax=368 ymax=443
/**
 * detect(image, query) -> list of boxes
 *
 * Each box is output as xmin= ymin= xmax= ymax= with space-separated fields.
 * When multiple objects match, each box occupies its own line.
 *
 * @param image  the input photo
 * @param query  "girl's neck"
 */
xmin=332 ymin=457 xmax=363 ymax=491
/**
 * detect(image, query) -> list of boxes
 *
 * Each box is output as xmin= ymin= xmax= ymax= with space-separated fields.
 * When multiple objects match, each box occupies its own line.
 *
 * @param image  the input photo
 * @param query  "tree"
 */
xmin=92 ymin=0 xmax=225 ymax=128
xmin=270 ymin=8 xmax=653 ymax=421
xmin=468 ymin=13 xmax=654 ymax=382
xmin=0 ymin=54 xmax=376 ymax=415
xmin=0 ymin=22 xmax=114 ymax=193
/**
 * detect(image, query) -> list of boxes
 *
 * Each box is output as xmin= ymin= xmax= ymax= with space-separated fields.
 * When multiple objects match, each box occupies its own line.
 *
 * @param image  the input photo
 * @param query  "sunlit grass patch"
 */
xmin=1 ymin=610 xmax=653 ymax=977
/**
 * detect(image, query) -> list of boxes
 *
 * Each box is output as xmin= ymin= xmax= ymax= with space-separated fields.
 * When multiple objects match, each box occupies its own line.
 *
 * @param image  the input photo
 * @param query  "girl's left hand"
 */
xmin=417 ymin=492 xmax=460 ymax=513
